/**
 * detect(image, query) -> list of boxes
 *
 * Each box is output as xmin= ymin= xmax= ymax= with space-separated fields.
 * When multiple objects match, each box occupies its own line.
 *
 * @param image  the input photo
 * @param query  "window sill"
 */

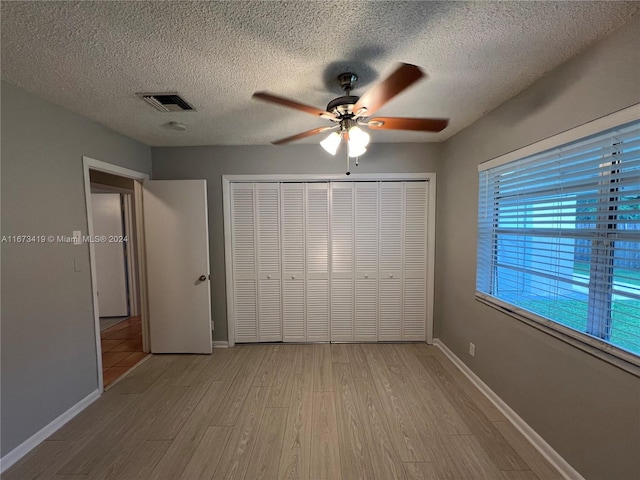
xmin=475 ymin=292 xmax=640 ymax=378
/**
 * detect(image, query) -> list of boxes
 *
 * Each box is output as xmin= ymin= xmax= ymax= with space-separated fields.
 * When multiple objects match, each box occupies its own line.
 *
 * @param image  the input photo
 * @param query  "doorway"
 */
xmin=83 ymin=157 xmax=150 ymax=391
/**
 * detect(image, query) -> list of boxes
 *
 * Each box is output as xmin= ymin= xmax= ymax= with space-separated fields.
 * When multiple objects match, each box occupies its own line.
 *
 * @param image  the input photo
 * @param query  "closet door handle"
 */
xmin=291 ymin=275 xmax=296 ymax=280
xmin=198 ymin=275 xmax=208 ymax=282
xmin=267 ymin=274 xmax=272 ymax=279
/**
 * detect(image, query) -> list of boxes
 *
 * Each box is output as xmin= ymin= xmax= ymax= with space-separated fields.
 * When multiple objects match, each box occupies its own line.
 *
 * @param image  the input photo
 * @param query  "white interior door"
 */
xmin=143 ymin=180 xmax=212 ymax=353
xmin=91 ymin=193 xmax=128 ymax=317
xmin=231 ymin=183 xmax=258 ymax=342
xmin=379 ymin=183 xmax=403 ymax=340
xmin=281 ymin=183 xmax=306 ymax=342
xmin=256 ymin=183 xmax=282 ymax=341
xmin=330 ymin=182 xmax=354 ymax=341
xmin=403 ymin=182 xmax=428 ymax=341
xmin=305 ymin=183 xmax=330 ymax=341
xmin=355 ymin=182 xmax=379 ymax=341
xmin=225 ymin=177 xmax=432 ymax=346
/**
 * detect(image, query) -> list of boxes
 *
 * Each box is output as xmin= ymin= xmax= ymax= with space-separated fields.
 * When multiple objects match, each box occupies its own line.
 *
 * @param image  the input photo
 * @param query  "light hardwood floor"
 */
xmin=4 ymin=344 xmax=563 ymax=480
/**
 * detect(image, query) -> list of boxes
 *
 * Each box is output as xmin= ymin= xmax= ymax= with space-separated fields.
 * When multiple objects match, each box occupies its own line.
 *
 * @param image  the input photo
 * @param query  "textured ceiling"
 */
xmin=1 ymin=1 xmax=638 ymax=147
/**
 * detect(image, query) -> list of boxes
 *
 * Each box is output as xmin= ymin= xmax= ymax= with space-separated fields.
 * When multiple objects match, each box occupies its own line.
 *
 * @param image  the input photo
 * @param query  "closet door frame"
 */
xmin=223 ymin=173 xmax=436 ymax=348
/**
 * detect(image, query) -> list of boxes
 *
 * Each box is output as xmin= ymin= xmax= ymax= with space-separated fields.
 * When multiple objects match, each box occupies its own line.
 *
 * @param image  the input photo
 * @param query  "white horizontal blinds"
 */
xmin=355 ymin=182 xmax=379 ymax=341
xmin=330 ymin=182 xmax=354 ymax=341
xmin=281 ymin=183 xmax=306 ymax=342
xmin=379 ymin=182 xmax=404 ymax=340
xmin=256 ymin=183 xmax=282 ymax=342
xmin=403 ymin=182 xmax=428 ymax=340
xmin=231 ymin=183 xmax=258 ymax=342
xmin=477 ymin=120 xmax=640 ymax=358
xmin=476 ymin=171 xmax=494 ymax=296
xmin=306 ymin=183 xmax=330 ymax=341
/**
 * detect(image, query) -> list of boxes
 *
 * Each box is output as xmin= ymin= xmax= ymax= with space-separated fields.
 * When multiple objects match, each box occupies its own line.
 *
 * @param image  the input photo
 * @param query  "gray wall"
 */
xmin=152 ymin=143 xmax=441 ymax=342
xmin=436 ymin=16 xmax=640 ymax=480
xmin=1 ymin=81 xmax=151 ymax=456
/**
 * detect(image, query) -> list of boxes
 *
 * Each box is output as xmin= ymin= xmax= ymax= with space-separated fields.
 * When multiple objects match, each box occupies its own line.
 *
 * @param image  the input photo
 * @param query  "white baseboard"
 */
xmin=433 ymin=339 xmax=583 ymax=480
xmin=0 ymin=389 xmax=101 ymax=473
xmin=212 ymin=340 xmax=229 ymax=348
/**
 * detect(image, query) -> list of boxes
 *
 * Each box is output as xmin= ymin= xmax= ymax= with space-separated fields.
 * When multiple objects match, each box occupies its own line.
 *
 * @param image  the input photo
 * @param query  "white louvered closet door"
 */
xmin=305 ymin=183 xmax=330 ymax=341
xmin=354 ymin=182 xmax=378 ymax=341
xmin=379 ymin=182 xmax=404 ymax=341
xmin=330 ymin=182 xmax=354 ymax=341
xmin=281 ymin=183 xmax=306 ymax=342
xmin=231 ymin=183 xmax=258 ymax=342
xmin=256 ymin=183 xmax=282 ymax=342
xmin=403 ymin=182 xmax=428 ymax=341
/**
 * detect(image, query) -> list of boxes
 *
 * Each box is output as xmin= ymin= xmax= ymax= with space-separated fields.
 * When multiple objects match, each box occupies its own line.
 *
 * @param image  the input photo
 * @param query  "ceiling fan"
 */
xmin=252 ymin=63 xmax=449 ymax=162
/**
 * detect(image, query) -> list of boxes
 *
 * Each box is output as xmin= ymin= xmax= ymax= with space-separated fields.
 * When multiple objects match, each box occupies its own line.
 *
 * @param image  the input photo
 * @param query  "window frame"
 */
xmin=476 ymin=104 xmax=640 ymax=376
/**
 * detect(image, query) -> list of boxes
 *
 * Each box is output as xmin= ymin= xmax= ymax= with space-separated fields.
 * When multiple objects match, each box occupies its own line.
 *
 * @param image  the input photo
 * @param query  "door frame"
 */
xmin=222 ymin=172 xmax=437 ymax=348
xmin=122 ymin=194 xmax=140 ymax=317
xmin=83 ymin=156 xmax=150 ymax=392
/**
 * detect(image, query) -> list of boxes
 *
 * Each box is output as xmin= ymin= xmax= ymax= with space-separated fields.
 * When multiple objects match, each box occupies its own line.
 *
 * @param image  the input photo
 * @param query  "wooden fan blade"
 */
xmin=253 ymin=91 xmax=336 ymax=120
xmin=272 ymin=126 xmax=338 ymax=145
xmin=367 ymin=117 xmax=449 ymax=132
xmin=353 ymin=63 xmax=425 ymax=117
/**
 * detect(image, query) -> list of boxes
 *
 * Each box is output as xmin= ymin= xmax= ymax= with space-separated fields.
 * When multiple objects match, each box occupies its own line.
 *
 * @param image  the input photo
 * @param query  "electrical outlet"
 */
xmin=469 ymin=342 xmax=476 ymax=357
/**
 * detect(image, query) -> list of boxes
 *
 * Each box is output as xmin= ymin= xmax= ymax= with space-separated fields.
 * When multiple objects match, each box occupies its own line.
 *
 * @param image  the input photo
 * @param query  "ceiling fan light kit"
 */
xmin=320 ymin=131 xmax=341 ymax=155
xmin=348 ymin=125 xmax=370 ymax=147
xmin=320 ymin=122 xmax=370 ymax=157
xmin=347 ymin=142 xmax=367 ymax=159
xmin=252 ymin=62 xmax=449 ymax=171
xmin=346 ymin=125 xmax=370 ymax=158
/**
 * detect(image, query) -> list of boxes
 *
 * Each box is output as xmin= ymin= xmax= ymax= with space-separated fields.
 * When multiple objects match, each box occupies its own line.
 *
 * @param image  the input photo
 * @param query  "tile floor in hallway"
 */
xmin=100 ymin=316 xmax=148 ymax=387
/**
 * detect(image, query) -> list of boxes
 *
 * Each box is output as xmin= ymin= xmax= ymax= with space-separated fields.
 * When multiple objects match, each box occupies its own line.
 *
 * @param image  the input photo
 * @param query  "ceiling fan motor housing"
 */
xmin=327 ymin=95 xmax=359 ymax=118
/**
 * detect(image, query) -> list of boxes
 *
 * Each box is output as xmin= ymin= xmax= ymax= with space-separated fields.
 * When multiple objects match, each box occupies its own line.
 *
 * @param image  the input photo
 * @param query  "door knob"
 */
xmin=389 ymin=274 xmax=394 ymax=279
xmin=267 ymin=274 xmax=272 ymax=279
xmin=364 ymin=274 xmax=369 ymax=279
xmin=291 ymin=275 xmax=296 ymax=280
xmin=198 ymin=275 xmax=208 ymax=282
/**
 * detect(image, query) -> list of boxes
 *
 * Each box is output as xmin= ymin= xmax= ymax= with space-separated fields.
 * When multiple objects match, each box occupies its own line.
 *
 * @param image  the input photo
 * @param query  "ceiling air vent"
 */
xmin=137 ymin=92 xmax=196 ymax=112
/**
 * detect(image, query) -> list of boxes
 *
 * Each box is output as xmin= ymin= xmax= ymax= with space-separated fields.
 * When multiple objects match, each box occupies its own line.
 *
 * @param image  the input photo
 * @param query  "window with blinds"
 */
xmin=477 ymin=118 xmax=640 ymax=364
